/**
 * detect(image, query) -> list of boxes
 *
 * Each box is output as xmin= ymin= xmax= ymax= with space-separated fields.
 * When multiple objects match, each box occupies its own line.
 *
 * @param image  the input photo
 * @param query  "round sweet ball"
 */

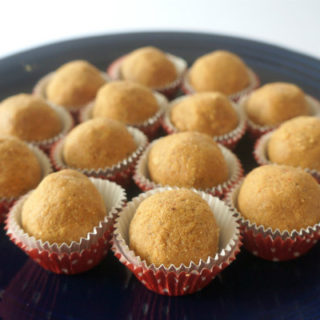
xmin=148 ymin=132 xmax=228 ymax=189
xmin=171 ymin=92 xmax=238 ymax=136
xmin=0 ymin=93 xmax=62 ymax=141
xmin=188 ymin=50 xmax=250 ymax=95
xmin=21 ymin=170 xmax=106 ymax=244
xmin=121 ymin=46 xmax=177 ymax=89
xmin=92 ymin=81 xmax=158 ymax=125
xmin=129 ymin=189 xmax=219 ymax=267
xmin=245 ymin=82 xmax=309 ymax=126
xmin=46 ymin=60 xmax=106 ymax=108
xmin=63 ymin=118 xmax=136 ymax=169
xmin=0 ymin=136 xmax=42 ymax=198
xmin=268 ymin=116 xmax=320 ymax=171
xmin=237 ymin=165 xmax=320 ymax=231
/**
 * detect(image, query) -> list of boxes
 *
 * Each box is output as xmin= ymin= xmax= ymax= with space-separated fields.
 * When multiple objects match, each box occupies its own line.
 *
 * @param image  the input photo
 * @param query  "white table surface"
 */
xmin=1 ymin=0 xmax=319 ymax=60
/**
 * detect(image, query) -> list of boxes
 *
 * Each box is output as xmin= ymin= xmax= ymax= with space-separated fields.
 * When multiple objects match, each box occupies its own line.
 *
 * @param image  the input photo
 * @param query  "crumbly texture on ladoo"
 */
xmin=0 ymin=93 xmax=62 ymax=141
xmin=92 ymin=81 xmax=158 ymax=125
xmin=268 ymin=116 xmax=320 ymax=171
xmin=245 ymin=82 xmax=309 ymax=126
xmin=46 ymin=60 xmax=106 ymax=108
xmin=171 ymin=92 xmax=238 ymax=135
xmin=121 ymin=47 xmax=177 ymax=88
xmin=21 ymin=169 xmax=106 ymax=245
xmin=129 ymin=189 xmax=219 ymax=267
xmin=237 ymin=165 xmax=320 ymax=231
xmin=148 ymin=132 xmax=228 ymax=189
xmin=63 ymin=118 xmax=136 ymax=169
xmin=189 ymin=50 xmax=249 ymax=94
xmin=0 ymin=136 xmax=42 ymax=198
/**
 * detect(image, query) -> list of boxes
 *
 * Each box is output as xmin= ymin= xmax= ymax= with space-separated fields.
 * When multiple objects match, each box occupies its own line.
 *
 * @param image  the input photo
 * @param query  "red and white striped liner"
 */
xmin=50 ymin=127 xmax=148 ymax=188
xmin=79 ymin=92 xmax=168 ymax=140
xmin=239 ymin=94 xmax=320 ymax=140
xmin=5 ymin=178 xmax=126 ymax=274
xmin=26 ymin=104 xmax=74 ymax=154
xmin=133 ymin=141 xmax=243 ymax=199
xmin=112 ymin=187 xmax=242 ymax=296
xmin=0 ymin=144 xmax=52 ymax=224
xmin=254 ymin=130 xmax=320 ymax=183
xmin=33 ymin=71 xmax=110 ymax=123
xmin=181 ymin=67 xmax=260 ymax=102
xmin=107 ymin=53 xmax=187 ymax=99
xmin=161 ymin=95 xmax=247 ymax=150
xmin=226 ymin=180 xmax=320 ymax=261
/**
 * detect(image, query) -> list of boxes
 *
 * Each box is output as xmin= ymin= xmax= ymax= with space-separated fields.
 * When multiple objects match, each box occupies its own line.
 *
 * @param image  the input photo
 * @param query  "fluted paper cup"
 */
xmin=107 ymin=53 xmax=187 ymax=99
xmin=50 ymin=127 xmax=148 ymax=188
xmin=133 ymin=141 xmax=243 ymax=199
xmin=112 ymin=187 xmax=242 ymax=295
xmin=162 ymin=95 xmax=247 ymax=149
xmin=226 ymin=180 xmax=320 ymax=261
xmin=5 ymin=178 xmax=126 ymax=274
xmin=181 ymin=67 xmax=260 ymax=102
xmin=79 ymin=92 xmax=168 ymax=140
xmin=0 ymin=144 xmax=52 ymax=223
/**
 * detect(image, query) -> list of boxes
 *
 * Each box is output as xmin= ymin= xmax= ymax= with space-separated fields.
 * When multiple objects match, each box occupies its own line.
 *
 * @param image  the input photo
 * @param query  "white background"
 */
xmin=0 ymin=0 xmax=319 ymax=60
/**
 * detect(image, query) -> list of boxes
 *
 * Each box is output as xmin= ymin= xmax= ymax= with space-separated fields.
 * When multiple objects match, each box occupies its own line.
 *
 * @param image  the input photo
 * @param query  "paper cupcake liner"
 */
xmin=254 ymin=131 xmax=320 ymax=183
xmin=133 ymin=141 xmax=244 ymax=199
xmin=27 ymin=104 xmax=74 ymax=154
xmin=181 ymin=67 xmax=260 ymax=102
xmin=107 ymin=53 xmax=187 ymax=99
xmin=50 ymin=127 xmax=148 ymax=188
xmin=111 ymin=187 xmax=242 ymax=296
xmin=226 ymin=180 xmax=320 ymax=261
xmin=5 ymin=178 xmax=126 ymax=274
xmin=33 ymin=71 xmax=110 ymax=123
xmin=240 ymin=94 xmax=320 ymax=140
xmin=162 ymin=96 xmax=247 ymax=150
xmin=0 ymin=144 xmax=52 ymax=224
xmin=79 ymin=92 xmax=168 ymax=140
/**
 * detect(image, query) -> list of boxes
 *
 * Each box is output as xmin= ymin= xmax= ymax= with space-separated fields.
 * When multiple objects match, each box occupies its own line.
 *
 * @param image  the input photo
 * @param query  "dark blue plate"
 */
xmin=0 ymin=32 xmax=320 ymax=320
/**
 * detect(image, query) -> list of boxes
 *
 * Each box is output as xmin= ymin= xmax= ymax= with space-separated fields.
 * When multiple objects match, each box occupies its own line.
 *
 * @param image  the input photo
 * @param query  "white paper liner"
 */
xmin=0 ymin=144 xmax=53 ymax=204
xmin=254 ymin=130 xmax=320 ymax=181
xmin=133 ymin=140 xmax=243 ymax=195
xmin=182 ymin=67 xmax=259 ymax=101
xmin=26 ymin=104 xmax=74 ymax=149
xmin=79 ymin=91 xmax=168 ymax=131
xmin=226 ymin=179 xmax=320 ymax=241
xmin=112 ymin=187 xmax=241 ymax=273
xmin=108 ymin=52 xmax=188 ymax=93
xmin=33 ymin=71 xmax=110 ymax=112
xmin=51 ymin=126 xmax=148 ymax=178
xmin=6 ymin=178 xmax=126 ymax=254
xmin=239 ymin=94 xmax=320 ymax=135
xmin=162 ymin=95 xmax=247 ymax=145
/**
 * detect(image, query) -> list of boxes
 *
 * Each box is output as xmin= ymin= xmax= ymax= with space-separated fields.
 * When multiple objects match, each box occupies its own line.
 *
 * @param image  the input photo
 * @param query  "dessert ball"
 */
xmin=0 ymin=93 xmax=62 ymax=141
xmin=0 ymin=136 xmax=42 ymax=198
xmin=148 ymin=132 xmax=228 ymax=189
xmin=21 ymin=170 xmax=106 ymax=244
xmin=268 ymin=116 xmax=320 ymax=171
xmin=129 ymin=189 xmax=219 ymax=267
xmin=63 ymin=118 xmax=136 ymax=169
xmin=188 ymin=50 xmax=249 ymax=95
xmin=46 ymin=60 xmax=106 ymax=108
xmin=121 ymin=47 xmax=177 ymax=88
xmin=237 ymin=165 xmax=320 ymax=231
xmin=92 ymin=81 xmax=158 ymax=125
xmin=245 ymin=82 xmax=309 ymax=126
xmin=171 ymin=92 xmax=238 ymax=136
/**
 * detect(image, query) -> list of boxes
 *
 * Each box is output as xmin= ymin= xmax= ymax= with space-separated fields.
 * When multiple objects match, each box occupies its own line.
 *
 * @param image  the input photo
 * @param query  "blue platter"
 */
xmin=0 ymin=32 xmax=320 ymax=320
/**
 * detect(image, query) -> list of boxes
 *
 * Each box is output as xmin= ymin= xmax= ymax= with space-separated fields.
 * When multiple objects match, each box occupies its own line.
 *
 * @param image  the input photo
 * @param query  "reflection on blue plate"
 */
xmin=0 ymin=32 xmax=320 ymax=320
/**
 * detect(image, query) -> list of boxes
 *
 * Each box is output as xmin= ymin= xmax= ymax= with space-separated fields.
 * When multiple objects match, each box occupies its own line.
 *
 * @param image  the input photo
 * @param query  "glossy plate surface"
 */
xmin=0 ymin=32 xmax=320 ymax=320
